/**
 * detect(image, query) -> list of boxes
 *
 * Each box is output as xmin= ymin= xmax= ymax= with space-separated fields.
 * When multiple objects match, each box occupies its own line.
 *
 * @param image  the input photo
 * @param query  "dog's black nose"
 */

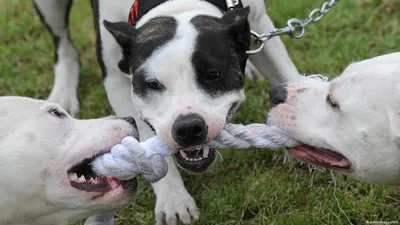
xmin=172 ymin=113 xmax=207 ymax=148
xmin=121 ymin=117 xmax=138 ymax=130
xmin=269 ymin=83 xmax=288 ymax=107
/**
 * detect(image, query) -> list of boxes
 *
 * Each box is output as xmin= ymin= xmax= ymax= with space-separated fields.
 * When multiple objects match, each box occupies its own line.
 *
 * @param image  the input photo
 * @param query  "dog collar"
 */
xmin=128 ymin=0 xmax=243 ymax=25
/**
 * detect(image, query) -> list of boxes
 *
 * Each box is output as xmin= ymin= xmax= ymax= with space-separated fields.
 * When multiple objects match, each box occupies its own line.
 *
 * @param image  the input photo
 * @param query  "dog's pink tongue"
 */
xmin=289 ymin=145 xmax=351 ymax=168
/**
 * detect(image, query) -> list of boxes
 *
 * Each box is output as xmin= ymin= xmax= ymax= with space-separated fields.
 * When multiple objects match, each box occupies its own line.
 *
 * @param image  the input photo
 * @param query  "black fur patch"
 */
xmin=190 ymin=13 xmax=250 ymax=97
xmin=129 ymin=17 xmax=177 ymax=98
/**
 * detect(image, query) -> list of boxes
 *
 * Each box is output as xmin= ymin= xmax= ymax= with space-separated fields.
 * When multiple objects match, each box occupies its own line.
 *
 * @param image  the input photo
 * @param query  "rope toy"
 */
xmin=91 ymin=136 xmax=174 ymax=183
xmin=91 ymin=75 xmax=329 ymax=182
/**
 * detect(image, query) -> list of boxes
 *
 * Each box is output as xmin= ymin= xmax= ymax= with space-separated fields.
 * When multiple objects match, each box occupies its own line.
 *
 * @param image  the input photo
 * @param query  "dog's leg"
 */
xmin=84 ymin=212 xmax=115 ymax=225
xmin=245 ymin=60 xmax=264 ymax=83
xmin=34 ymin=0 xmax=80 ymax=117
xmin=101 ymin=74 xmax=199 ymax=225
xmin=99 ymin=75 xmax=199 ymax=225
xmin=243 ymin=0 xmax=300 ymax=85
xmin=153 ymin=156 xmax=199 ymax=225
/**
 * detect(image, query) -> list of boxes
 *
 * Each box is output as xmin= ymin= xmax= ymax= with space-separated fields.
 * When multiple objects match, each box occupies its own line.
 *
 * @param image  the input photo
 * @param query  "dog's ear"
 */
xmin=103 ymin=20 xmax=136 ymax=74
xmin=103 ymin=20 xmax=136 ymax=49
xmin=222 ymin=6 xmax=251 ymax=47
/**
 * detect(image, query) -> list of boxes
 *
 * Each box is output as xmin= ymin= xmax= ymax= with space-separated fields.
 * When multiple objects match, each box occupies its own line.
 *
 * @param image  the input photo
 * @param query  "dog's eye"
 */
xmin=206 ymin=70 xmax=222 ymax=81
xmin=49 ymin=107 xmax=66 ymax=118
xmin=146 ymin=80 xmax=164 ymax=91
xmin=326 ymin=94 xmax=339 ymax=109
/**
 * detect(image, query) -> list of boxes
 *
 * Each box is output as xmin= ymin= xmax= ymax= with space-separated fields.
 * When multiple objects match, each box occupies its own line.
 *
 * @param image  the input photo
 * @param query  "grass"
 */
xmin=1 ymin=0 xmax=399 ymax=224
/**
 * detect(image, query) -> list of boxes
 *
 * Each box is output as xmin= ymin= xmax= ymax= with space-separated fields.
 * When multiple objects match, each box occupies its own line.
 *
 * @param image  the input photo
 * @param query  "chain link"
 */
xmin=246 ymin=0 xmax=340 ymax=55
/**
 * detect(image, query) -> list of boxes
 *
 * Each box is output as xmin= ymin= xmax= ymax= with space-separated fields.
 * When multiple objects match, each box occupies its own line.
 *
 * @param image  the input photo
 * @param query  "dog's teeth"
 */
xmin=203 ymin=146 xmax=209 ymax=158
xmin=194 ymin=157 xmax=203 ymax=162
xmin=180 ymin=151 xmax=188 ymax=158
xmin=78 ymin=175 xmax=86 ymax=181
xmin=69 ymin=173 xmax=78 ymax=180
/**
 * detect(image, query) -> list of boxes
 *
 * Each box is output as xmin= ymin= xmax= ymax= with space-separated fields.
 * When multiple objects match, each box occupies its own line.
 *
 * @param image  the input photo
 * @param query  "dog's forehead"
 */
xmin=0 ymin=97 xmax=47 ymax=112
xmin=190 ymin=15 xmax=232 ymax=62
xmin=328 ymin=73 xmax=400 ymax=115
xmin=132 ymin=16 xmax=197 ymax=98
xmin=132 ymin=16 xmax=177 ymax=73
xmin=0 ymin=97 xmax=66 ymax=121
xmin=337 ymin=64 xmax=400 ymax=86
xmin=133 ymin=13 xmax=243 ymax=100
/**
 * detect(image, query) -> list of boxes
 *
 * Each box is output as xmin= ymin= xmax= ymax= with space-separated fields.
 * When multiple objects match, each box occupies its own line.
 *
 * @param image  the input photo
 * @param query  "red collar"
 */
xmin=128 ymin=0 xmax=139 ymax=24
xmin=128 ymin=0 xmax=243 ymax=25
xmin=128 ymin=0 xmax=168 ymax=25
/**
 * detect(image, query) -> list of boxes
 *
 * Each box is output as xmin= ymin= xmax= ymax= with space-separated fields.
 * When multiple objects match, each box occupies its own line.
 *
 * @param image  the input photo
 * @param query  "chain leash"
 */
xmin=241 ymin=0 xmax=340 ymax=55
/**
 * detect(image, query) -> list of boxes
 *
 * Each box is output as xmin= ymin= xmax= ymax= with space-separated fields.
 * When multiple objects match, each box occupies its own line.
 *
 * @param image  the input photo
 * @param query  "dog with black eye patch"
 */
xmin=33 ymin=0 xmax=300 ymax=224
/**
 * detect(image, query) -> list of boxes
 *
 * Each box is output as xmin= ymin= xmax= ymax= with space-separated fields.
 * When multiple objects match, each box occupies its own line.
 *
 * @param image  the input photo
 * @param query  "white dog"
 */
xmin=0 ymin=96 xmax=145 ymax=225
xmin=33 ymin=0 xmax=300 ymax=223
xmin=269 ymin=52 xmax=400 ymax=188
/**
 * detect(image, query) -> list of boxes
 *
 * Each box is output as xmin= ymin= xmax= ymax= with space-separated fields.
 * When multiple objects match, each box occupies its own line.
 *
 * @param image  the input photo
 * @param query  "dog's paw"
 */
xmin=47 ymin=89 xmax=79 ymax=118
xmin=155 ymin=189 xmax=199 ymax=225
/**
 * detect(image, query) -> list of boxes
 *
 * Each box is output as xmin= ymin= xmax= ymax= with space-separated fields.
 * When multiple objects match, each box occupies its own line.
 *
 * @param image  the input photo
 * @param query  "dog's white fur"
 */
xmin=34 ymin=0 xmax=300 ymax=223
xmin=0 ymin=97 xmax=138 ymax=225
xmin=271 ymin=52 xmax=400 ymax=188
xmin=131 ymin=3 xmax=245 ymax=148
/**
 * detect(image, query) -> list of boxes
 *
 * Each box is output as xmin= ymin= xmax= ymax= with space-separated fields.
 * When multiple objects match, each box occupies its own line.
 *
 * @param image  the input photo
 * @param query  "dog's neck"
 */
xmin=135 ymin=0 xmax=224 ymax=27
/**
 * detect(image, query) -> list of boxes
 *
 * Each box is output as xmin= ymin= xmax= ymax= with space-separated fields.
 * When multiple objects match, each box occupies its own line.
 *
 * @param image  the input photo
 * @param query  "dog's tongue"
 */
xmin=288 ymin=145 xmax=351 ymax=168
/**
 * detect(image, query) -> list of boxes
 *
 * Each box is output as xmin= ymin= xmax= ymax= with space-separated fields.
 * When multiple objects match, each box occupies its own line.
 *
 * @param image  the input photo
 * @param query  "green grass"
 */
xmin=1 ymin=0 xmax=399 ymax=224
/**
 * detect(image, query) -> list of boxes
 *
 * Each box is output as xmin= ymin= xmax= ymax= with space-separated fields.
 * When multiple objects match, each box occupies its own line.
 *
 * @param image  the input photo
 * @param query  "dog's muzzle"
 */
xmin=172 ymin=113 xmax=208 ymax=148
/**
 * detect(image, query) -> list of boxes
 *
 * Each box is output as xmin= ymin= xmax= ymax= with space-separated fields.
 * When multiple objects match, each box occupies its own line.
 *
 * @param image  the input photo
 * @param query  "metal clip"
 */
xmin=226 ymin=0 xmax=236 ymax=10
xmin=245 ymin=0 xmax=340 ymax=55
xmin=246 ymin=30 xmax=264 ymax=55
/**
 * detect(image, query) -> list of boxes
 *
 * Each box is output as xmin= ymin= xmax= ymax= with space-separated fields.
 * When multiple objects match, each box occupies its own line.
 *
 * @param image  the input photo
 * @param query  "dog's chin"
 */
xmin=287 ymin=144 xmax=352 ymax=173
xmin=170 ymin=103 xmax=239 ymax=173
xmin=174 ymin=146 xmax=218 ymax=173
xmin=174 ymin=103 xmax=238 ymax=173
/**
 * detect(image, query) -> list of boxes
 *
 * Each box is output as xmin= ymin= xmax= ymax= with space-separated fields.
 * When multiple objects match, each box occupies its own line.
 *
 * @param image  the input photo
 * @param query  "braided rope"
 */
xmin=91 ymin=75 xmax=328 ymax=182
xmin=90 ymin=122 xmax=296 ymax=182
xmin=91 ymin=136 xmax=172 ymax=183
xmin=209 ymin=123 xmax=298 ymax=149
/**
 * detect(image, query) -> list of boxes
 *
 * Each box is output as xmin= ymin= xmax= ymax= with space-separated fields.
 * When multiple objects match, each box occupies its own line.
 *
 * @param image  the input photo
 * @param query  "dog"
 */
xmin=33 ymin=0 xmax=300 ymax=224
xmin=0 ymin=96 xmax=144 ymax=224
xmin=269 ymin=52 xmax=400 ymax=188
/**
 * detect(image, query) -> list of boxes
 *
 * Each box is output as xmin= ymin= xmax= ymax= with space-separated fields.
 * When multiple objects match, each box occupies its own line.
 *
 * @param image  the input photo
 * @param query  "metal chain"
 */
xmin=246 ymin=0 xmax=340 ymax=55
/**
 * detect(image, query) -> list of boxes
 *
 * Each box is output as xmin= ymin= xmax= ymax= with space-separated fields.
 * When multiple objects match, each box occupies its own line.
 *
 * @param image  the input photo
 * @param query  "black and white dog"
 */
xmin=33 ymin=0 xmax=299 ymax=224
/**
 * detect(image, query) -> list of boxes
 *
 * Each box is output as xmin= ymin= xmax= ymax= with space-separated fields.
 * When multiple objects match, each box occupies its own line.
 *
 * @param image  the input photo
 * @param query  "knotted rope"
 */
xmin=91 ymin=75 xmax=329 ymax=182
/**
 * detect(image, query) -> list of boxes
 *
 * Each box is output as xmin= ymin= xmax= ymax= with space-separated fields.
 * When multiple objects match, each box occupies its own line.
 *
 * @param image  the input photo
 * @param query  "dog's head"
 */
xmin=0 ymin=97 xmax=139 ymax=223
xmin=269 ymin=53 xmax=400 ymax=187
xmin=104 ymin=7 xmax=251 ymax=173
